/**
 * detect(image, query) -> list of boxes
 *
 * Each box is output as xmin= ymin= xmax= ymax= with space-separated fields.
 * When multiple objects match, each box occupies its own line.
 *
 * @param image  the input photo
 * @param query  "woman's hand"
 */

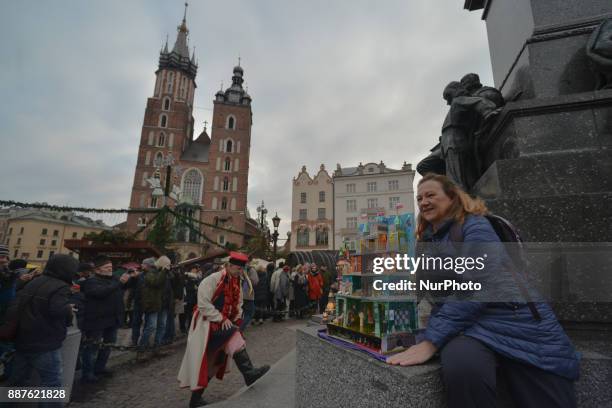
xmin=221 ymin=318 xmax=233 ymax=330
xmin=386 ymin=340 xmax=437 ymax=366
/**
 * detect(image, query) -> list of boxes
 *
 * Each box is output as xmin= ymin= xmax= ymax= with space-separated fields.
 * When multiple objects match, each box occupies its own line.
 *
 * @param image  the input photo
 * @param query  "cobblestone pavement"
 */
xmin=69 ymin=318 xmax=304 ymax=408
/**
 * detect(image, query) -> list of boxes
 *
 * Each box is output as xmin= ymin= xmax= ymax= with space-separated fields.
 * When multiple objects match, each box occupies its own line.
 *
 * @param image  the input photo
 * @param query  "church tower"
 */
xmin=202 ymin=65 xmax=253 ymax=247
xmin=127 ymin=5 xmax=198 ymax=231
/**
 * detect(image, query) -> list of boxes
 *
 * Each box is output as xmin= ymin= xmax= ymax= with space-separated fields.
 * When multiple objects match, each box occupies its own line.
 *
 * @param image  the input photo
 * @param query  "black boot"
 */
xmin=232 ymin=349 xmax=270 ymax=386
xmin=189 ymin=389 xmax=206 ymax=407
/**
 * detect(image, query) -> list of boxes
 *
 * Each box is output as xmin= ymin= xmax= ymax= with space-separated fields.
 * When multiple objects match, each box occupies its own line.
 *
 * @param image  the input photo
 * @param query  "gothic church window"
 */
xmin=227 ymin=115 xmax=236 ymax=130
xmin=160 ymin=114 xmax=168 ymax=128
xmin=183 ymin=169 xmax=203 ymax=205
xmin=167 ymin=72 xmax=174 ymax=93
xmin=158 ymin=133 xmax=166 ymax=147
xmin=224 ymin=158 xmax=231 ymax=171
xmin=163 ymin=97 xmax=171 ymax=111
xmin=226 ymin=140 xmax=233 ymax=153
xmin=221 ymin=197 xmax=228 ymax=210
xmin=222 ymin=177 xmax=229 ymax=191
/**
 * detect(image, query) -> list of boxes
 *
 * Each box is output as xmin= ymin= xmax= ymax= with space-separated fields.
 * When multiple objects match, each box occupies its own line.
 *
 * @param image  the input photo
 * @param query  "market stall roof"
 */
xmin=64 ymin=239 xmax=162 ymax=261
xmin=287 ymin=250 xmax=338 ymax=276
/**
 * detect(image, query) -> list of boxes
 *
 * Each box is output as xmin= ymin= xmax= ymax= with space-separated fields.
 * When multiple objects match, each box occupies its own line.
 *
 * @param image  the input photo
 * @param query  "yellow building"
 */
xmin=4 ymin=211 xmax=110 ymax=267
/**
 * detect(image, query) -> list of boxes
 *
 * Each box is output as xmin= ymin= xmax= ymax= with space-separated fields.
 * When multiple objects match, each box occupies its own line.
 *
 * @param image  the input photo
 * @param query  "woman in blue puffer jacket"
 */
xmin=388 ymin=174 xmax=579 ymax=408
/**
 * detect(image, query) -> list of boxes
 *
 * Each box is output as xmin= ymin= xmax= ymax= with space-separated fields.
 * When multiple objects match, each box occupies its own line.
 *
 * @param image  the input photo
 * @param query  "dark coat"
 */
xmin=421 ymin=215 xmax=580 ymax=380
xmin=141 ymin=267 xmax=166 ymax=313
xmin=293 ymin=273 xmax=309 ymax=310
xmin=81 ymin=273 xmax=125 ymax=332
xmin=253 ymin=270 xmax=269 ymax=302
xmin=12 ymin=255 xmax=77 ymax=352
xmin=184 ymin=273 xmax=201 ymax=307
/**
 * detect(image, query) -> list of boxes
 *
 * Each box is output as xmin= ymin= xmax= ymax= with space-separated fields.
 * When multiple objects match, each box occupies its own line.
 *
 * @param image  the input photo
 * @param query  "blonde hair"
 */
xmin=416 ymin=173 xmax=488 ymax=240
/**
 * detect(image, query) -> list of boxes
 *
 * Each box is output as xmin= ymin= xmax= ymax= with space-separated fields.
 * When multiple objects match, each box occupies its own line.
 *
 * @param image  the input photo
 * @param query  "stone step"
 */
xmin=208 ymin=349 xmax=296 ymax=408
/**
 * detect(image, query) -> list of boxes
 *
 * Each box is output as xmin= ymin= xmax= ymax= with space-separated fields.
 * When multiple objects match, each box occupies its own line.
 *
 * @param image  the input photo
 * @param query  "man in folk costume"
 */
xmin=178 ymin=252 xmax=270 ymax=407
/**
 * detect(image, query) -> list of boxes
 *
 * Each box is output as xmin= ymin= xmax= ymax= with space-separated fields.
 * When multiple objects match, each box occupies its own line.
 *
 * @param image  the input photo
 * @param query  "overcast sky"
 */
xmin=0 ymin=0 xmax=493 ymax=238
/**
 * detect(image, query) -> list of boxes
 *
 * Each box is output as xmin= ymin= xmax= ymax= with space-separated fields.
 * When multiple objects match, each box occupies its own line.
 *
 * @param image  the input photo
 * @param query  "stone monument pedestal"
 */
xmin=296 ymin=326 xmax=612 ymax=407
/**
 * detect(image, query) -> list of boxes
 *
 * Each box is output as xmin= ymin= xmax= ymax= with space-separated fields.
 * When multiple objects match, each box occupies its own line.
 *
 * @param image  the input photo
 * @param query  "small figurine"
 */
xmin=358 ymin=311 xmax=365 ymax=332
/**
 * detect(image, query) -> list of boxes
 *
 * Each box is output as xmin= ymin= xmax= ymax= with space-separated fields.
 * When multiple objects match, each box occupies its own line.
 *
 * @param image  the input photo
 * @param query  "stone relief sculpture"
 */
xmin=586 ymin=18 xmax=612 ymax=90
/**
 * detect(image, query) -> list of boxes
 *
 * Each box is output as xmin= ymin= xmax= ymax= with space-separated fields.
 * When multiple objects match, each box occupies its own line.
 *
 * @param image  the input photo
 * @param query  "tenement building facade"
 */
xmin=290 ymin=165 xmax=334 ymax=252
xmin=333 ymin=161 xmax=415 ymax=250
xmin=126 ymin=9 xmax=254 ymax=258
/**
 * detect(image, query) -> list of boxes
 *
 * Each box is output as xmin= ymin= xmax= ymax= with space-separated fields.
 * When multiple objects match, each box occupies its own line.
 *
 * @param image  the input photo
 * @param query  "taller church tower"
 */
xmin=126 ymin=5 xmax=198 ymax=231
xmin=127 ymin=5 xmax=254 ymax=252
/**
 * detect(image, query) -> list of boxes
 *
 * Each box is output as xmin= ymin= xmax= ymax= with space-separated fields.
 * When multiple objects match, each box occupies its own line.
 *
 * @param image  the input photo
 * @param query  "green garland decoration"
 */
xmin=0 ymin=200 xmax=159 ymax=214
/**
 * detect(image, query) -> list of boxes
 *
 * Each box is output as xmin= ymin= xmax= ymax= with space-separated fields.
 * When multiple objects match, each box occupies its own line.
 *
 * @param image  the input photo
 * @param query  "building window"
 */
xmin=299 ymin=209 xmax=307 ymax=221
xmin=13 ymin=249 xmax=18 ymax=258
xmin=389 ymin=197 xmax=400 ymax=209
xmin=300 ymin=192 xmax=307 ymax=204
xmin=222 ymin=177 xmax=229 ymax=191
xmin=367 ymin=182 xmax=377 ymax=192
xmin=51 ymin=240 xmax=57 ymax=246
xmin=367 ymin=198 xmax=378 ymax=209
xmin=297 ymin=228 xmax=310 ymax=246
xmin=346 ymin=200 xmax=356 ymax=212
xmin=346 ymin=184 xmax=356 ymax=193
xmin=167 ymin=72 xmax=174 ymax=93
xmin=389 ymin=180 xmax=399 ymax=191
xmin=37 ymin=250 xmax=44 ymax=259
xmin=19 ymin=227 xmax=24 ymax=234
xmin=319 ymin=191 xmax=325 ymax=202
xmin=42 ymin=228 xmax=48 ymax=235
xmin=160 ymin=114 xmax=167 ymax=128
xmin=221 ymin=197 xmax=228 ymax=210
xmin=154 ymin=152 xmax=163 ymax=166
xmin=226 ymin=140 xmax=233 ymax=153
xmin=368 ymin=167 xmax=374 ymax=173
xmin=72 ymin=232 xmax=78 ymax=239
xmin=346 ymin=217 xmax=357 ymax=229
xmin=318 ymin=208 xmax=326 ymax=220
xmin=224 ymin=158 xmax=231 ymax=171
xmin=53 ymin=230 xmax=59 ymax=236
xmin=163 ymin=97 xmax=171 ymax=111
xmin=219 ymin=235 xmax=226 ymax=245
xmin=316 ymin=227 xmax=329 ymax=246
xmin=182 ymin=169 xmax=203 ymax=205
xmin=17 ymin=238 xmax=21 ymax=245
xmin=227 ymin=116 xmax=236 ymax=130
xmin=49 ymin=250 xmax=55 ymax=258
xmin=8 ymin=228 xmax=12 ymax=235
xmin=158 ymin=133 xmax=166 ymax=147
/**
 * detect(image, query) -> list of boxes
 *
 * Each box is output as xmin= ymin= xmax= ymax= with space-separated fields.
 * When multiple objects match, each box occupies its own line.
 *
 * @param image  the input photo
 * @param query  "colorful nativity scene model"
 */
xmin=323 ymin=213 xmax=421 ymax=356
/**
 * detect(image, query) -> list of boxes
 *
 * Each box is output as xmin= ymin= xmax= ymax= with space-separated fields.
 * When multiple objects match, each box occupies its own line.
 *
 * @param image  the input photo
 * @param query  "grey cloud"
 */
xmin=1 ymin=0 xmax=493 ymax=238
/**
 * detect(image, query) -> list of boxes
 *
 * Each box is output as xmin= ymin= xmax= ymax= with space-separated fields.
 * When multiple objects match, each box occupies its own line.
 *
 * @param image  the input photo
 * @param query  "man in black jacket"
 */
xmin=8 ymin=254 xmax=77 ymax=393
xmin=80 ymin=255 xmax=129 ymax=383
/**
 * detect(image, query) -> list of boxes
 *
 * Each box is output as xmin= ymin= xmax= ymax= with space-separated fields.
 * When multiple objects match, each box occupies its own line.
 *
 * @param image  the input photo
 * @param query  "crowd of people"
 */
xmin=0 ymin=245 xmax=336 ymax=406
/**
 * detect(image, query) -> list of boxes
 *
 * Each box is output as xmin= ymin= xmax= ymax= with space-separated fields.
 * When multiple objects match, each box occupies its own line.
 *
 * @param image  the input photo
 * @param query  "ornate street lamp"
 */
xmin=271 ymin=212 xmax=280 ymax=263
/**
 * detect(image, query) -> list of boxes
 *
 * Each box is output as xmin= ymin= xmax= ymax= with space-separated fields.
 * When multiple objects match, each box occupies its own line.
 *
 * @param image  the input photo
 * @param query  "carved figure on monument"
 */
xmin=460 ymin=73 xmax=505 ymax=107
xmin=439 ymin=81 xmax=498 ymax=191
xmin=417 ymin=74 xmax=504 ymax=180
xmin=586 ymin=18 xmax=612 ymax=90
